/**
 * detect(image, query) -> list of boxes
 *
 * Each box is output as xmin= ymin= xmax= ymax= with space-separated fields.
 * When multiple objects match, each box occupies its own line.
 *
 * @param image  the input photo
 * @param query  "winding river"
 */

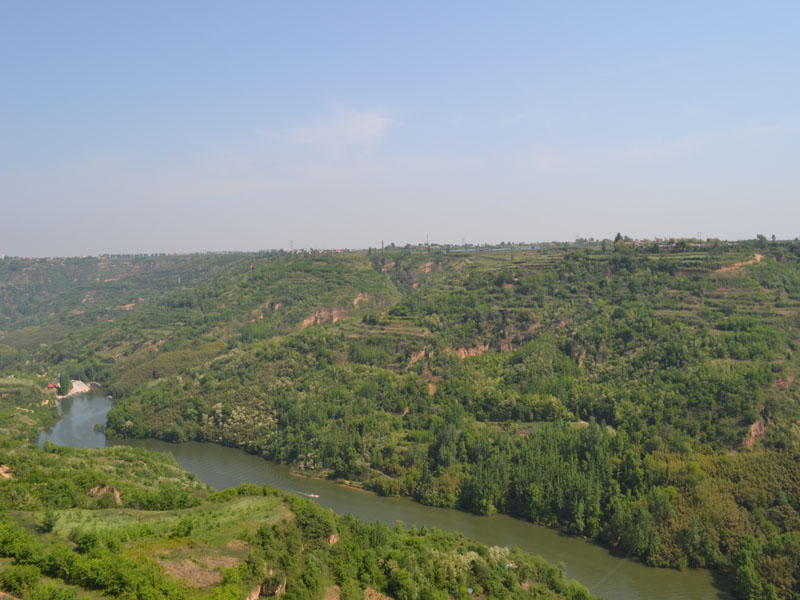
xmin=39 ymin=393 xmax=732 ymax=600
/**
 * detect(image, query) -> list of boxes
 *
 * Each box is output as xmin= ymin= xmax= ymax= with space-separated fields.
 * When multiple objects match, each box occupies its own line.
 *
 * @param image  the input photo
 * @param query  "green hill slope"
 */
xmin=3 ymin=239 xmax=800 ymax=597
xmin=0 ymin=382 xmax=596 ymax=600
xmin=0 ymin=390 xmax=592 ymax=600
xmin=1 ymin=488 xmax=597 ymax=600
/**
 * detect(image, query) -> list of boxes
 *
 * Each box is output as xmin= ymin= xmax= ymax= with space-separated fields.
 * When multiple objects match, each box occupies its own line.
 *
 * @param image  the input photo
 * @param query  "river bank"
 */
xmin=39 ymin=392 xmax=734 ymax=600
xmin=56 ymin=379 xmax=91 ymax=399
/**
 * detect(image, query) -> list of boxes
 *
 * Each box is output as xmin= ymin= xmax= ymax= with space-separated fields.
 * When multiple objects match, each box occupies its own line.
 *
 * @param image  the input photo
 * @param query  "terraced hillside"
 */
xmin=2 ymin=239 xmax=800 ymax=598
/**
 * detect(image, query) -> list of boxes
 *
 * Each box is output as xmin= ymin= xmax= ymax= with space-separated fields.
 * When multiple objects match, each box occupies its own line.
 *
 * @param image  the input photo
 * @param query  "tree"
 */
xmin=388 ymin=568 xmax=418 ymax=600
xmin=41 ymin=510 xmax=57 ymax=533
xmin=0 ymin=564 xmax=41 ymax=595
xmin=735 ymin=536 xmax=763 ymax=600
xmin=59 ymin=373 xmax=72 ymax=395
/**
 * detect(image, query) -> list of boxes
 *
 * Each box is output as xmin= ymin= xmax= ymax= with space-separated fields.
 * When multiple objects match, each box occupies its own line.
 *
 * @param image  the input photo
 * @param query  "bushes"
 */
xmin=0 ymin=563 xmax=41 ymax=594
xmin=1 ymin=521 xmax=189 ymax=599
xmin=245 ymin=500 xmax=601 ymax=600
xmin=0 ymin=564 xmax=77 ymax=599
xmin=0 ymin=442 xmax=209 ymax=514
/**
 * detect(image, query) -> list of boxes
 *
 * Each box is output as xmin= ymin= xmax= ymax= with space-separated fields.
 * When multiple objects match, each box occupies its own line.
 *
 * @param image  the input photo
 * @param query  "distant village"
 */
xmin=0 ymin=235 xmax=783 ymax=260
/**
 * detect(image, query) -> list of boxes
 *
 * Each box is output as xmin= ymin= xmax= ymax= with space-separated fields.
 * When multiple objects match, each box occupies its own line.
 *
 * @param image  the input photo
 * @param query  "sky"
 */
xmin=2 ymin=1 xmax=799 ymax=256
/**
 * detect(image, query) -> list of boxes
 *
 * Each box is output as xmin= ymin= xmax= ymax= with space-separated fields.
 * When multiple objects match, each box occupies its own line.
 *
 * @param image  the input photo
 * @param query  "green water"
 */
xmin=39 ymin=393 xmax=732 ymax=600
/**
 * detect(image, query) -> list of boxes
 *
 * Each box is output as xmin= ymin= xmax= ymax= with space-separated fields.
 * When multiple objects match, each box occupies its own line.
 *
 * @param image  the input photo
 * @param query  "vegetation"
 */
xmin=0 ymin=482 xmax=597 ymax=600
xmin=58 ymin=372 xmax=71 ymax=395
xmin=2 ymin=238 xmax=800 ymax=597
xmin=0 ymin=384 xmax=596 ymax=599
xmin=0 ymin=376 xmax=60 ymax=443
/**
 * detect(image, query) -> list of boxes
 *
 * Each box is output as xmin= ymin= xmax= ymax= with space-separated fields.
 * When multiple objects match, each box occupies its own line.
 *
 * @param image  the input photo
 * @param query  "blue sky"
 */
xmin=2 ymin=1 xmax=799 ymax=255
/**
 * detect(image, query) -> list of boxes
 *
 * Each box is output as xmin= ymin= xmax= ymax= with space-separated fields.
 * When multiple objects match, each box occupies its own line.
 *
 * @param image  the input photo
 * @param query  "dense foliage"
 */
xmin=0 ymin=377 xmax=60 ymax=443
xmin=3 ymin=239 xmax=800 ymax=597
xmin=0 ymin=396 xmax=596 ymax=600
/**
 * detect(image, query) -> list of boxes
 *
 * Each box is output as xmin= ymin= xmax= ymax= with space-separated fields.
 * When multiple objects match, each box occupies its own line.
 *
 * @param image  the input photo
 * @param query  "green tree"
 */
xmin=0 ymin=564 xmax=41 ymax=595
xmin=388 ymin=569 xmax=418 ymax=600
xmin=59 ymin=373 xmax=72 ymax=395
xmin=41 ymin=509 xmax=57 ymax=533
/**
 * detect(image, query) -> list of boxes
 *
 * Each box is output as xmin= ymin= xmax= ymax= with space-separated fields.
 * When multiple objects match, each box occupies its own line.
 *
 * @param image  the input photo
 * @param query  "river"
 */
xmin=38 ymin=393 xmax=732 ymax=600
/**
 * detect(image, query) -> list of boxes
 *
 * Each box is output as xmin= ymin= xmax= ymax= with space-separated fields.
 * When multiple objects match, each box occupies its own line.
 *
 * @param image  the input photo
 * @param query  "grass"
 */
xmin=51 ymin=495 xmax=284 ymax=544
xmin=0 ymin=323 xmax=73 ymax=351
xmin=42 ymin=495 xmax=289 ymax=592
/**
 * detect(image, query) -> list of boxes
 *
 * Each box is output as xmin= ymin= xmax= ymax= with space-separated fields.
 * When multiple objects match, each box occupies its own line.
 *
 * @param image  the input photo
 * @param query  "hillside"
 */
xmin=2 ymin=239 xmax=800 ymax=598
xmin=1 ymin=484 xmax=597 ymax=600
xmin=0 ymin=382 xmax=595 ymax=600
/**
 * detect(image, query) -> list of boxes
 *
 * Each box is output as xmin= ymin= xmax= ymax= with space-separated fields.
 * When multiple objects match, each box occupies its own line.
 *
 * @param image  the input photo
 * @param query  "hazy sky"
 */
xmin=2 ymin=2 xmax=799 ymax=255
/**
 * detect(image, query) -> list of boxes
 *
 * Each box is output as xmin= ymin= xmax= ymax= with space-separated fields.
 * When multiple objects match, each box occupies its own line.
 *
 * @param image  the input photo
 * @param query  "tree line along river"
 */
xmin=38 ymin=392 xmax=732 ymax=600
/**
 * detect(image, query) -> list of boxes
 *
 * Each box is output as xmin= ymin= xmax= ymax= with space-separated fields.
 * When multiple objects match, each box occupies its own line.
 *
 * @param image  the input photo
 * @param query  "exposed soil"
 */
xmin=253 ymin=575 xmax=287 ymax=597
xmin=713 ymin=253 xmax=765 ymax=274
xmin=323 ymin=585 xmax=341 ymax=600
xmin=57 ymin=380 xmax=91 ymax=399
xmin=159 ymin=558 xmax=223 ymax=588
xmin=407 ymin=349 xmax=425 ymax=367
xmin=200 ymin=556 xmax=239 ymax=569
xmin=773 ymin=375 xmax=796 ymax=388
xmin=16 ymin=413 xmax=35 ymax=426
xmin=245 ymin=586 xmax=261 ymax=600
xmin=452 ymin=344 xmax=489 ymax=358
xmin=302 ymin=307 xmax=347 ymax=328
xmin=0 ymin=464 xmax=15 ymax=480
xmin=419 ymin=261 xmax=434 ymax=273
xmin=364 ymin=588 xmax=392 ymax=600
xmin=498 ymin=339 xmax=519 ymax=352
xmin=353 ymin=293 xmax=369 ymax=306
xmin=88 ymin=484 xmax=122 ymax=505
xmin=742 ymin=420 xmax=767 ymax=448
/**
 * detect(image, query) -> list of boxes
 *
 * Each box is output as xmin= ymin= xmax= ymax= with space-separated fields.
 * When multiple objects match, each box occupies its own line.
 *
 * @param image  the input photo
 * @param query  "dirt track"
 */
xmin=713 ymin=253 xmax=764 ymax=274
